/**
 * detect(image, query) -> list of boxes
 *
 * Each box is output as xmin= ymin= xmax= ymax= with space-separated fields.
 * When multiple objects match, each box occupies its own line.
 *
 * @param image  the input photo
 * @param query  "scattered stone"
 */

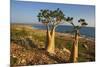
xmin=63 ymin=48 xmax=71 ymax=55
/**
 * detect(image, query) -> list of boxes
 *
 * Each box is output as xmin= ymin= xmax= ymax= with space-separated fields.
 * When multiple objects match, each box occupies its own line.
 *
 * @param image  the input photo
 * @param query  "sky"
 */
xmin=11 ymin=0 xmax=95 ymax=27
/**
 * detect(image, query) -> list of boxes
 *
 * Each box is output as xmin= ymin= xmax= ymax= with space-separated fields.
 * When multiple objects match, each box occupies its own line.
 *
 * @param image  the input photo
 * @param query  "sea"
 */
xmin=32 ymin=24 xmax=95 ymax=38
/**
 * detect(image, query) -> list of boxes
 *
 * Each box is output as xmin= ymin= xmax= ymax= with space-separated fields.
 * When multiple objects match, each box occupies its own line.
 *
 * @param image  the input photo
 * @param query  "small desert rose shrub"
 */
xmin=66 ymin=41 xmax=73 ymax=50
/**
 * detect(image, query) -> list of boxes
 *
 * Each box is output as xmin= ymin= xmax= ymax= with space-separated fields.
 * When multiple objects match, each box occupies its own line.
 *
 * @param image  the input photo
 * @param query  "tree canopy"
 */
xmin=37 ymin=8 xmax=69 ymax=29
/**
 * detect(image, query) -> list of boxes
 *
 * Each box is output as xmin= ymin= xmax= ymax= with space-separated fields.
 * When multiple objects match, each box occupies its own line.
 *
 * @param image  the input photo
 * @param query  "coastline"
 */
xmin=32 ymin=25 xmax=95 ymax=43
xmin=11 ymin=24 xmax=95 ymax=43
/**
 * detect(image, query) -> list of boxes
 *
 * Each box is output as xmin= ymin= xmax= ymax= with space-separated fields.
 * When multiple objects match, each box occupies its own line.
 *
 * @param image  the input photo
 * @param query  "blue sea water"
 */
xmin=32 ymin=24 xmax=95 ymax=38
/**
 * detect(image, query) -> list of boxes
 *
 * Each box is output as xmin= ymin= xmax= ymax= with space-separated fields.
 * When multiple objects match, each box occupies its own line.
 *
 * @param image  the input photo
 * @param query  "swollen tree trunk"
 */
xmin=45 ymin=25 xmax=50 ymax=49
xmin=47 ymin=27 xmax=55 ymax=54
xmin=70 ymin=30 xmax=79 ymax=62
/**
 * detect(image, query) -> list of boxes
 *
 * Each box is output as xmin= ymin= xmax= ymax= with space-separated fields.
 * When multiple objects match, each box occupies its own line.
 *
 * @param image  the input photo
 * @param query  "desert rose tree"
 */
xmin=37 ymin=8 xmax=69 ymax=54
xmin=66 ymin=18 xmax=88 ymax=62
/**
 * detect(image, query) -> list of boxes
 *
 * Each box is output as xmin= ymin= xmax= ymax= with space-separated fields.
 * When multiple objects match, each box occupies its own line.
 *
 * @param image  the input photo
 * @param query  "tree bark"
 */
xmin=45 ymin=25 xmax=51 ymax=49
xmin=70 ymin=30 xmax=79 ymax=63
xmin=47 ymin=27 xmax=55 ymax=54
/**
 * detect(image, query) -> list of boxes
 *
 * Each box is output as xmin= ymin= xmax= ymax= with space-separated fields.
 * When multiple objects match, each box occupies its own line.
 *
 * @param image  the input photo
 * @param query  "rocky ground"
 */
xmin=11 ymin=42 xmax=71 ymax=66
